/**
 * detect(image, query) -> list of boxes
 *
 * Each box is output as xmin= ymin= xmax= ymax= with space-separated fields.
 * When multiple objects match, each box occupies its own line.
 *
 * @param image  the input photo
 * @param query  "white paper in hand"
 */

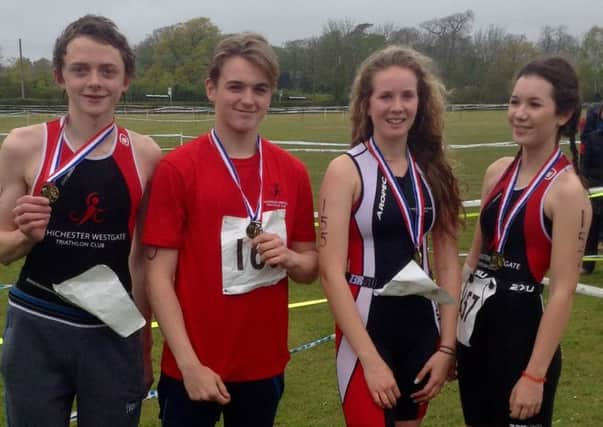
xmin=53 ymin=265 xmax=145 ymax=337
xmin=374 ymin=260 xmax=454 ymax=304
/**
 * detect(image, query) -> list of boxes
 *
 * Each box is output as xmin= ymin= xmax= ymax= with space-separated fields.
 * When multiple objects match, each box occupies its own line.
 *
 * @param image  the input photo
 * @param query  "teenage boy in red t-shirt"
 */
xmin=142 ymin=33 xmax=318 ymax=427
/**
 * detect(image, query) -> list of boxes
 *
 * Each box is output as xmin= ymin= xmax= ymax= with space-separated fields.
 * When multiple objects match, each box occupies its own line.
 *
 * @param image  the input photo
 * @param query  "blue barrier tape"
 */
xmin=66 ymin=334 xmax=335 ymax=422
xmin=0 ymin=298 xmax=328 ymax=346
xmin=289 ymin=334 xmax=335 ymax=354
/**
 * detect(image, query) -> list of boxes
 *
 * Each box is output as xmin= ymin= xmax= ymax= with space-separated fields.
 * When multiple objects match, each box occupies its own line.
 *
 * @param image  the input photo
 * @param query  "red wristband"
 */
xmin=438 ymin=345 xmax=455 ymax=355
xmin=521 ymin=370 xmax=546 ymax=384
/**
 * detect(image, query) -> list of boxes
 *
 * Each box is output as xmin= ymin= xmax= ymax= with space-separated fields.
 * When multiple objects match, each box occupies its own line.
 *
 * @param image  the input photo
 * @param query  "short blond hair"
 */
xmin=208 ymin=33 xmax=279 ymax=90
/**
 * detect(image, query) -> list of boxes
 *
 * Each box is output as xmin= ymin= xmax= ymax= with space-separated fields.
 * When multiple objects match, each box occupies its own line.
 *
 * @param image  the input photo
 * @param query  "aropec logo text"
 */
xmin=376 ymin=176 xmax=387 ymax=220
xmin=69 ymin=192 xmax=105 ymax=225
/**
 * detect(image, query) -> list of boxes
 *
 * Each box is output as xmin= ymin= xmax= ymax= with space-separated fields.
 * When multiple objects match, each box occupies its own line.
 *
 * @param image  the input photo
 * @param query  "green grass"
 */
xmin=1 ymin=110 xmax=602 ymax=426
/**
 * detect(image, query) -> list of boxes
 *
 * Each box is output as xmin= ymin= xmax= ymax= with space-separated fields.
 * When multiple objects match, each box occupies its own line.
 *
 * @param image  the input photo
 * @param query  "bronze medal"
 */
xmin=41 ymin=182 xmax=60 ymax=204
xmin=413 ymin=250 xmax=423 ymax=266
xmin=489 ymin=252 xmax=505 ymax=270
xmin=246 ymin=221 xmax=263 ymax=239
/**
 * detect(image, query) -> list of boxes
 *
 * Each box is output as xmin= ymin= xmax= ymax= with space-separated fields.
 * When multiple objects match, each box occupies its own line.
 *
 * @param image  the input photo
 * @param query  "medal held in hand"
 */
xmin=246 ymin=221 xmax=263 ymax=239
xmin=42 ymin=116 xmax=116 ymax=204
xmin=41 ymin=182 xmax=60 ymax=204
xmin=210 ymin=129 xmax=265 ymax=240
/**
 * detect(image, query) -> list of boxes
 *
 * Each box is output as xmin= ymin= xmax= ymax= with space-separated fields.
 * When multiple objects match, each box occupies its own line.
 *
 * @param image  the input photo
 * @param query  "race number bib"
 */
xmin=457 ymin=272 xmax=496 ymax=347
xmin=221 ymin=209 xmax=287 ymax=295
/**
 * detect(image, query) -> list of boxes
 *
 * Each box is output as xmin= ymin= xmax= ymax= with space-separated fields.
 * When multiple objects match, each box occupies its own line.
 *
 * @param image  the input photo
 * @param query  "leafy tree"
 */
xmin=131 ymin=17 xmax=221 ymax=101
xmin=577 ymin=26 xmax=603 ymax=100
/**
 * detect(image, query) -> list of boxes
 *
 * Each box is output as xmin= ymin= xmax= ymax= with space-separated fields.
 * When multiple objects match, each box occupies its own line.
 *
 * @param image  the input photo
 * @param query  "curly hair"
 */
xmin=53 ymin=15 xmax=135 ymax=80
xmin=515 ymin=56 xmax=584 ymax=185
xmin=349 ymin=45 xmax=462 ymax=236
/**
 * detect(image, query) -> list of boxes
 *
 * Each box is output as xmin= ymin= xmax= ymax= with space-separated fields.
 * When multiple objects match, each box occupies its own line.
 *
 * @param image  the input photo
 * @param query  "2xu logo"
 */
xmin=509 ymin=283 xmax=537 ymax=293
xmin=236 ymin=239 xmax=265 ymax=271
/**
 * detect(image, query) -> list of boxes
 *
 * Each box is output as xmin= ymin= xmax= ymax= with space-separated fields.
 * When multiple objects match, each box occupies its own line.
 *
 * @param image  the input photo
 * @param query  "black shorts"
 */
xmin=457 ymin=286 xmax=561 ymax=427
xmin=157 ymin=372 xmax=284 ymax=427
xmin=368 ymin=295 xmax=439 ymax=421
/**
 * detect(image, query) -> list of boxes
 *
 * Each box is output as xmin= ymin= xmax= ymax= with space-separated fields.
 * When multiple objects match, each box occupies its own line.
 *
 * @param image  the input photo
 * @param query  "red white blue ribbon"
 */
xmin=46 ymin=116 xmax=116 ymax=183
xmin=210 ymin=128 xmax=263 ymax=224
xmin=493 ymin=147 xmax=561 ymax=253
xmin=366 ymin=137 xmax=426 ymax=251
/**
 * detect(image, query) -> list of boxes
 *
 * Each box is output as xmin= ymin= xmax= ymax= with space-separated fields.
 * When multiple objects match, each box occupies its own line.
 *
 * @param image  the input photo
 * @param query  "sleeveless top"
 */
xmin=11 ymin=118 xmax=143 ymax=324
xmin=478 ymin=153 xmax=571 ymax=283
xmin=345 ymin=143 xmax=435 ymax=289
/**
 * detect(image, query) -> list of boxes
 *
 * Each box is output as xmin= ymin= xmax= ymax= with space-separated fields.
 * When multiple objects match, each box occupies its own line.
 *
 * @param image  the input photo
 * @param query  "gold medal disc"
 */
xmin=41 ymin=182 xmax=60 ymax=204
xmin=489 ymin=252 xmax=505 ymax=270
xmin=246 ymin=221 xmax=263 ymax=239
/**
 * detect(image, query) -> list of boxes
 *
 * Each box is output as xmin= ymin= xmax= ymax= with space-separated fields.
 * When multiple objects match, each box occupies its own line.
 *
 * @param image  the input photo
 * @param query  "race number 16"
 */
xmin=236 ymin=239 xmax=265 ymax=271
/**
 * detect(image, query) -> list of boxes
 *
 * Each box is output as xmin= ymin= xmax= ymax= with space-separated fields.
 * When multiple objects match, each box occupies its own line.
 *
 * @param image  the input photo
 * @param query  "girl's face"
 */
xmin=368 ymin=66 xmax=419 ymax=146
xmin=508 ymin=75 xmax=570 ymax=148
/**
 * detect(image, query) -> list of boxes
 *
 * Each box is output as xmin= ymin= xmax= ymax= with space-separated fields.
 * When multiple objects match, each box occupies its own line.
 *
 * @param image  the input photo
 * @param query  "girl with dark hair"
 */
xmin=319 ymin=46 xmax=462 ymax=426
xmin=457 ymin=56 xmax=591 ymax=427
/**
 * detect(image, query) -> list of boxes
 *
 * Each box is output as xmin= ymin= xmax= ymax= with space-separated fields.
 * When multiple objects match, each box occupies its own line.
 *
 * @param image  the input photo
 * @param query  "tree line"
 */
xmin=1 ymin=12 xmax=602 ymax=105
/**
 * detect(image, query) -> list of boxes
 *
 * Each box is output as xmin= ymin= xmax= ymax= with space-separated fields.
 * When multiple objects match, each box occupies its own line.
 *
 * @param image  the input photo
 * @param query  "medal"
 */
xmin=41 ymin=116 xmax=116 ymax=201
xmin=488 ymin=147 xmax=561 ymax=271
xmin=413 ymin=249 xmax=423 ymax=266
xmin=489 ymin=252 xmax=505 ymax=270
xmin=210 ymin=129 xmax=264 ymax=239
xmin=41 ymin=182 xmax=60 ymax=204
xmin=366 ymin=137 xmax=428 ymax=269
xmin=246 ymin=221 xmax=263 ymax=239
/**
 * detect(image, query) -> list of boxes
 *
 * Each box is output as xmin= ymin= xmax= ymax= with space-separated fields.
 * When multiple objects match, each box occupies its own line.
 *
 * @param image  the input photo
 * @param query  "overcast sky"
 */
xmin=1 ymin=0 xmax=599 ymax=62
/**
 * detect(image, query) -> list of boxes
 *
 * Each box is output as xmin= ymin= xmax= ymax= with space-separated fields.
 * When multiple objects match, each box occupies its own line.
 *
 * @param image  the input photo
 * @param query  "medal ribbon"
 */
xmin=493 ymin=147 xmax=561 ymax=253
xmin=366 ymin=137 xmax=425 ymax=251
xmin=210 ymin=128 xmax=263 ymax=224
xmin=46 ymin=116 xmax=116 ymax=183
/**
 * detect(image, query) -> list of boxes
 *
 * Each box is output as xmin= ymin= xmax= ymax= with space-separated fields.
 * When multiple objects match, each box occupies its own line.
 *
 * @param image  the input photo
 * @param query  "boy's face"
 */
xmin=55 ymin=35 xmax=129 ymax=120
xmin=205 ymin=56 xmax=272 ymax=138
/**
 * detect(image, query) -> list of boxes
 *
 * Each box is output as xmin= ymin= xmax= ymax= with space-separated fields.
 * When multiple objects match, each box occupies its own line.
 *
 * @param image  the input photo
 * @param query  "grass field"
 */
xmin=1 ymin=110 xmax=602 ymax=426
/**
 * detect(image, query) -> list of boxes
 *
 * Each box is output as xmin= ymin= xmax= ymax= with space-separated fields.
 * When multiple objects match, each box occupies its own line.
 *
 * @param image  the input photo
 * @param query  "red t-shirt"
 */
xmin=142 ymin=133 xmax=316 ymax=381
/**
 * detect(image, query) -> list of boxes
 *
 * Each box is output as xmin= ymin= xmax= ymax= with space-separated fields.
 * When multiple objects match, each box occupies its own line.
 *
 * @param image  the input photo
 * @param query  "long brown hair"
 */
xmin=515 ymin=56 xmax=585 ymax=186
xmin=349 ymin=46 xmax=462 ymax=236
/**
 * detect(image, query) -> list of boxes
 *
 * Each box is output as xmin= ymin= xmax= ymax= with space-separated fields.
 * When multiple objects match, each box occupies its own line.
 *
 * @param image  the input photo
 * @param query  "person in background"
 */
xmin=579 ymin=101 xmax=603 ymax=274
